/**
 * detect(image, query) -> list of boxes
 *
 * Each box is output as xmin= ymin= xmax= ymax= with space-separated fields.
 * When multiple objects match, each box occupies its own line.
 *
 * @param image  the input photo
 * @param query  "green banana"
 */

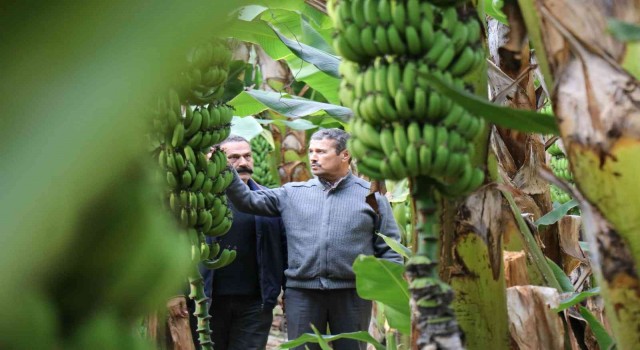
xmin=187 ymin=132 xmax=203 ymax=149
xmin=420 ymin=17 xmax=435 ymax=49
xmin=191 ymin=171 xmax=206 ymax=191
xmin=345 ymin=23 xmax=366 ymax=57
xmin=375 ymin=94 xmax=398 ymax=122
xmin=413 ymin=87 xmax=428 ymax=117
xmin=407 ymin=0 xmax=421 ymax=28
xmin=185 ymin=109 xmax=203 ymax=138
xmin=358 ymin=121 xmax=384 ymax=150
xmin=419 ymin=144 xmax=433 ymax=174
xmin=167 ymin=172 xmax=179 ymax=189
xmin=394 ymin=89 xmax=412 ymax=120
xmin=378 ymin=0 xmax=391 ymax=24
xmin=427 ymin=92 xmax=442 ymax=120
xmin=380 ymin=128 xmax=396 ymax=158
xmin=200 ymin=108 xmax=211 ymax=131
xmin=184 ymin=145 xmax=197 ymax=165
xmin=387 ymin=61 xmax=402 ymax=94
xmin=351 ymin=0 xmax=366 ymax=28
xmin=360 ymin=26 xmax=378 ymax=57
xmin=391 ymin=1 xmax=406 ymax=34
xmin=393 ymin=123 xmax=409 ymax=159
xmin=363 ymin=0 xmax=378 ymax=25
xmin=375 ymin=26 xmax=391 ymax=53
xmin=387 ymin=26 xmax=407 ymax=54
xmin=388 ymin=151 xmax=408 ymax=179
xmin=407 ymin=121 xmax=422 ymax=145
xmin=424 ymin=32 xmax=450 ymax=65
xmin=202 ymin=248 xmax=232 ymax=269
xmin=404 ymin=144 xmax=420 ymax=177
xmin=374 ymin=62 xmax=389 ymax=96
xmin=449 ymin=46 xmax=475 ymax=76
xmin=435 ymin=45 xmax=456 ymax=71
xmin=209 ymin=242 xmax=221 ymax=260
xmin=405 ymin=26 xmax=422 ymax=55
xmin=431 ymin=145 xmax=450 ymax=176
xmin=171 ymin=123 xmax=185 ymax=148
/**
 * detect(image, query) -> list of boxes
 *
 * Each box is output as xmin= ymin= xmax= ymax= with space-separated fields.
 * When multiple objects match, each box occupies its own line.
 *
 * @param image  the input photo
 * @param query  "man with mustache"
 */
xmin=199 ymin=135 xmax=287 ymax=350
xmin=225 ymin=128 xmax=402 ymax=350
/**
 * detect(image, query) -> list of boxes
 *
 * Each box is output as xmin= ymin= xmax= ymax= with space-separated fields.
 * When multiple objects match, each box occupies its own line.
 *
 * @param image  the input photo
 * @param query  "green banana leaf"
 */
xmin=423 ymin=72 xmax=559 ymax=135
xmin=579 ymin=306 xmax=615 ymax=350
xmin=485 ymin=0 xmax=508 ymax=24
xmin=554 ymin=287 xmax=600 ymax=312
xmin=353 ymin=255 xmax=411 ymax=334
xmin=608 ymin=19 xmax=640 ymax=41
xmin=517 ymin=0 xmax=554 ymax=89
xmin=546 ymin=257 xmax=574 ymax=293
xmin=280 ymin=330 xmax=385 ymax=350
xmin=608 ymin=18 xmax=640 ymax=79
xmin=270 ymin=23 xmax=340 ymax=78
xmin=228 ymin=89 xmax=352 ymax=119
xmin=376 ymin=233 xmax=411 ymax=260
xmin=221 ymin=18 xmax=293 ymax=60
xmin=230 ymin=116 xmax=264 ymax=141
xmin=535 ymin=199 xmax=579 ymax=227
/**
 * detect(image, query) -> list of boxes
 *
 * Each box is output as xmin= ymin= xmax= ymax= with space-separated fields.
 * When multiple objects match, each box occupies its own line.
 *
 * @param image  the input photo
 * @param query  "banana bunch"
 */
xmin=550 ymin=185 xmax=572 ymax=205
xmin=392 ymin=200 xmax=413 ymax=245
xmin=331 ymin=0 xmax=486 ymax=197
xmin=330 ymin=0 xmax=484 ymax=77
xmin=150 ymin=49 xmax=238 ymax=270
xmin=547 ymin=140 xmax=577 ymax=209
xmin=250 ymin=134 xmax=280 ymax=188
xmin=550 ymin=155 xmax=572 ymax=182
xmin=179 ymin=38 xmax=232 ymax=105
xmin=349 ymin=118 xmax=483 ymax=196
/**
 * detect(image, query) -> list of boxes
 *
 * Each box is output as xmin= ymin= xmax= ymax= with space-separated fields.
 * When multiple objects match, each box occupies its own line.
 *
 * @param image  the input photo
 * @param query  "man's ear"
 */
xmin=342 ymin=150 xmax=350 ymax=161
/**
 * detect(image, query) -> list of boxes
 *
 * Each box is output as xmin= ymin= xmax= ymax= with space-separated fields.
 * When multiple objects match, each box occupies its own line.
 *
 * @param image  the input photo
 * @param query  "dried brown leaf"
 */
xmin=507 ymin=286 xmax=565 ymax=350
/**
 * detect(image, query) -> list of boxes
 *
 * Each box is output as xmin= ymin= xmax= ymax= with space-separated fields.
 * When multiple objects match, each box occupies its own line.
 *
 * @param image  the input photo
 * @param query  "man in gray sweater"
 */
xmin=225 ymin=128 xmax=402 ymax=350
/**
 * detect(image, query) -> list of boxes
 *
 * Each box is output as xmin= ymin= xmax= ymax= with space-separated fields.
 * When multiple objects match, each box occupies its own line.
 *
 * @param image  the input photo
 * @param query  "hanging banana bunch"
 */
xmin=334 ymin=0 xmax=485 ymax=197
xmin=250 ymin=134 xmax=280 ymax=188
xmin=149 ymin=38 xmax=237 ymax=350
xmin=547 ymin=141 xmax=576 ymax=205
xmin=329 ymin=0 xmax=486 ymax=347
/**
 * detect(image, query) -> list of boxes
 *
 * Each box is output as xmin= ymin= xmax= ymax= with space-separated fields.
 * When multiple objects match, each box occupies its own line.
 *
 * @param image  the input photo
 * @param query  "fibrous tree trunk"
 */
xmin=529 ymin=0 xmax=640 ymax=348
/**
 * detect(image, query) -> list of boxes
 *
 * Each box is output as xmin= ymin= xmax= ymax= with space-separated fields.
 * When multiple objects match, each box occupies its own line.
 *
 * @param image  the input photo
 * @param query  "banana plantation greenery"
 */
xmin=2 ymin=0 xmax=640 ymax=349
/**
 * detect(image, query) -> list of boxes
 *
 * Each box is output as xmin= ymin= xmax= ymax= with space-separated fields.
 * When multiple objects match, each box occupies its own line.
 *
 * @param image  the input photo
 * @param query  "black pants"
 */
xmin=285 ymin=288 xmax=372 ymax=350
xmin=209 ymin=295 xmax=273 ymax=350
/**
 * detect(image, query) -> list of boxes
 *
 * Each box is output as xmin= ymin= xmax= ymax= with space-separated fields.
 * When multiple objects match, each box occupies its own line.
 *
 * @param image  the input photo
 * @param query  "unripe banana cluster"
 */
xmin=179 ymin=39 xmax=232 ymax=105
xmin=547 ymin=141 xmax=575 ymax=205
xmin=250 ymin=134 xmax=280 ymax=188
xmin=150 ymin=38 xmax=237 ymax=271
xmin=331 ymin=0 xmax=485 ymax=196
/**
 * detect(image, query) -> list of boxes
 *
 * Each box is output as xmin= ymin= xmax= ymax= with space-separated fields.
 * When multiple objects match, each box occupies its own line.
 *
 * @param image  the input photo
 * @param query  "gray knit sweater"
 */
xmin=226 ymin=169 xmax=403 ymax=289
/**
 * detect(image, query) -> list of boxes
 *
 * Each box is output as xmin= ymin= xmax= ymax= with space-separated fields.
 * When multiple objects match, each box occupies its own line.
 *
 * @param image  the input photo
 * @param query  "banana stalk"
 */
xmin=188 ymin=264 xmax=213 ymax=350
xmin=406 ymin=179 xmax=464 ymax=349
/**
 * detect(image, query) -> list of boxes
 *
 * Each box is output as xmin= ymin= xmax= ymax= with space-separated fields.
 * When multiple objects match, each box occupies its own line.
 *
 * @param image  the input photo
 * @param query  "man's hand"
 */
xmin=166 ymin=295 xmax=189 ymax=318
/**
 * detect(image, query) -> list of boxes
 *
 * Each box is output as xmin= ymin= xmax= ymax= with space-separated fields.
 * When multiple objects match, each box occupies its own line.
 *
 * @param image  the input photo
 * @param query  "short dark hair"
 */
xmin=310 ymin=128 xmax=350 ymax=154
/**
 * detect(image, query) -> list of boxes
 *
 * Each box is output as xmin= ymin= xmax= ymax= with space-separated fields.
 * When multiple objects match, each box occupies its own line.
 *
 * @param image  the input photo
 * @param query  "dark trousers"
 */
xmin=285 ymin=288 xmax=372 ymax=350
xmin=209 ymin=295 xmax=273 ymax=350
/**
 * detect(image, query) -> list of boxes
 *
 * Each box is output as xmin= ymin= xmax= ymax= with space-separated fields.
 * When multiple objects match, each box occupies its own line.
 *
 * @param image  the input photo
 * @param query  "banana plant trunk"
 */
xmin=407 ymin=180 xmax=464 ymax=349
xmin=527 ymin=0 xmax=640 ymax=348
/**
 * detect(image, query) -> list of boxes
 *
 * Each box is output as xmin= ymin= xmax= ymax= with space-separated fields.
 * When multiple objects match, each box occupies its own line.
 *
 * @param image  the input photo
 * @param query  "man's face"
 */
xmin=308 ymin=138 xmax=350 ymax=180
xmin=221 ymin=141 xmax=254 ymax=183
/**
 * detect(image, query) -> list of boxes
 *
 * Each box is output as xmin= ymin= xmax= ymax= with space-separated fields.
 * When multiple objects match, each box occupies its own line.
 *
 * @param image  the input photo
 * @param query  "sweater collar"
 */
xmin=318 ymin=171 xmax=354 ymax=191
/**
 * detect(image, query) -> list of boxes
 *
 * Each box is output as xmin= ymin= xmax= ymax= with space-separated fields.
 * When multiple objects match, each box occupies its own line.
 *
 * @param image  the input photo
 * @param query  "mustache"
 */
xmin=236 ymin=166 xmax=253 ymax=174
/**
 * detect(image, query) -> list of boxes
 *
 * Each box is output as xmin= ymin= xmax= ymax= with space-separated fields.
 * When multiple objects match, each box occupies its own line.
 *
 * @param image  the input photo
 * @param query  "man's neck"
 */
xmin=319 ymin=170 xmax=350 ymax=186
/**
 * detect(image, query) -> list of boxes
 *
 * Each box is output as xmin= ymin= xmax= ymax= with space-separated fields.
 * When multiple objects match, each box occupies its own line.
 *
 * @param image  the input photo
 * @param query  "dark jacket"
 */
xmin=201 ymin=179 xmax=287 ymax=309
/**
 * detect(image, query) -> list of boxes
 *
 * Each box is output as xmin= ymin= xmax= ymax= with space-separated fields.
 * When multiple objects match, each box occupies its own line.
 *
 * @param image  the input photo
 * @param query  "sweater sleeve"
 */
xmin=373 ymin=192 xmax=403 ymax=264
xmin=225 ymin=167 xmax=285 ymax=217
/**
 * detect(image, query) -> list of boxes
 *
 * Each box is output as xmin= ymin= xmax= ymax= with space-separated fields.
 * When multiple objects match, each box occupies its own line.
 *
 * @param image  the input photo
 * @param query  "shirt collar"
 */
xmin=318 ymin=171 xmax=352 ymax=191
